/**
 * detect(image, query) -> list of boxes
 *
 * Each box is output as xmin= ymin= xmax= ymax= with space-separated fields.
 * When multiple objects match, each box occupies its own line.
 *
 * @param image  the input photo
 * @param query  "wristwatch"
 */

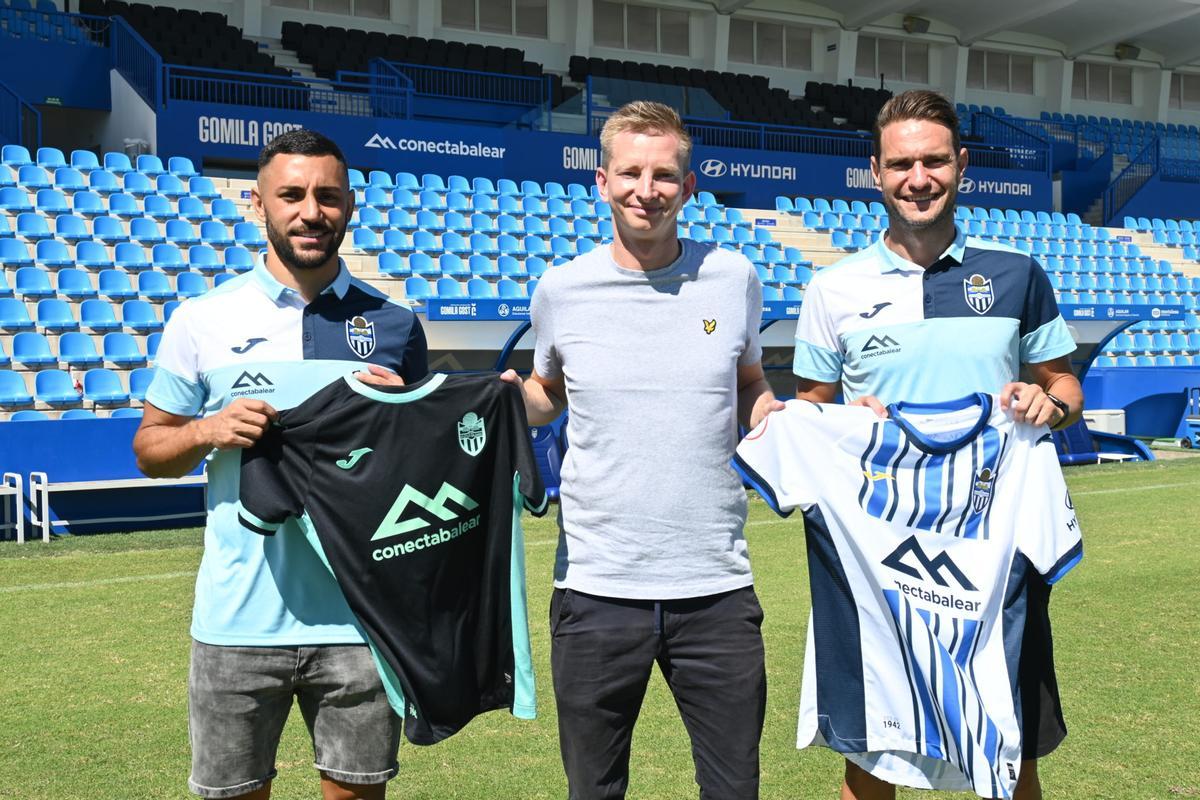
xmin=1045 ymin=392 xmax=1070 ymax=425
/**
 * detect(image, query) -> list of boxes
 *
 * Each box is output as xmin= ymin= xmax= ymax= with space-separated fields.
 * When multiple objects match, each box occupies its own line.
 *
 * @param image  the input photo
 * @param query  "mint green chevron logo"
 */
xmin=370 ymin=482 xmax=479 ymax=542
xmin=336 ymin=447 xmax=373 ymax=470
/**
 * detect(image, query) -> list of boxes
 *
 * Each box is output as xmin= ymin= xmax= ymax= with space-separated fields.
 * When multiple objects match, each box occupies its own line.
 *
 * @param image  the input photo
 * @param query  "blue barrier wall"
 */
xmin=1060 ymin=149 xmax=1112 ymax=217
xmin=1115 ymin=175 xmax=1200 ymax=223
xmin=159 ymin=103 xmax=1052 ymax=210
xmin=0 ymin=37 xmax=111 ymax=110
xmin=1083 ymin=367 xmax=1200 ymax=438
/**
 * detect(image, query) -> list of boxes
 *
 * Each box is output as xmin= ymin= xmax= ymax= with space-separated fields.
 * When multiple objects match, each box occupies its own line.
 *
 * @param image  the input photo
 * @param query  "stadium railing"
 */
xmin=0 ymin=78 xmax=41 ymax=151
xmin=0 ymin=472 xmax=24 ymax=543
xmin=28 ymin=471 xmax=206 ymax=542
xmin=1103 ymin=137 xmax=1159 ymax=224
xmin=111 ymin=14 xmax=162 ymax=108
xmin=164 ymin=66 xmax=411 ymax=119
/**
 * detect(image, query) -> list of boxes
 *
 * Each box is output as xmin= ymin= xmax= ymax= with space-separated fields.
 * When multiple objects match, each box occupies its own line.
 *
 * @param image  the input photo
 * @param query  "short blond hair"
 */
xmin=599 ymin=101 xmax=693 ymax=170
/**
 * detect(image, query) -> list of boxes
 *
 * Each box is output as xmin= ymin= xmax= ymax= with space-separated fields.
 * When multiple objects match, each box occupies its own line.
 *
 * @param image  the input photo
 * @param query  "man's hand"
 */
xmin=197 ymin=398 xmax=277 ymax=450
xmin=749 ymin=392 xmax=785 ymax=431
xmin=499 ymin=368 xmax=525 ymax=395
xmin=1000 ymin=381 xmax=1063 ymax=428
xmin=354 ymin=363 xmax=406 ymax=387
xmin=849 ymin=395 xmax=888 ymax=417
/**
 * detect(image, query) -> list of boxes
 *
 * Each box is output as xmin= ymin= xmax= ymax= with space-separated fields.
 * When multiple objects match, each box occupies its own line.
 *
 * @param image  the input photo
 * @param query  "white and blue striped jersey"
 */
xmin=734 ymin=394 xmax=1082 ymax=798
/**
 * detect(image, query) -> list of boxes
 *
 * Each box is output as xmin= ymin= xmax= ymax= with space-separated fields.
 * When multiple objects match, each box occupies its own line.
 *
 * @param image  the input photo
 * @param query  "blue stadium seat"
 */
xmin=404 ymin=276 xmax=433 ymax=300
xmin=84 ymin=368 xmax=130 ymax=404
xmin=10 ymin=409 xmax=49 ymax=421
xmin=0 ymin=369 xmax=34 ymax=406
xmin=162 ymin=301 xmax=182 ymax=324
xmin=233 ymin=222 xmax=265 ymax=248
xmin=123 ymin=171 xmax=155 ymax=197
xmin=17 ymin=165 xmax=52 ymax=190
xmin=413 ymin=230 xmax=441 ymax=253
xmin=86 ymin=169 xmax=120 ymax=195
xmin=14 ymin=267 xmax=55 ymax=300
xmin=0 ymin=237 xmax=33 ymax=268
xmin=92 ymin=215 xmax=129 ymax=244
xmin=54 ymin=268 xmax=96 ymax=301
xmin=103 ymin=332 xmax=146 ymax=367
xmin=187 ymin=244 xmax=221 ymax=274
xmin=466 ymin=277 xmax=494 ymax=298
xmin=35 ymin=369 xmax=81 ymax=407
xmin=69 ymin=191 xmax=104 ymax=217
xmin=33 ymin=299 xmax=78 ymax=335
xmin=199 ymin=221 xmax=233 ymax=248
xmin=59 ymin=408 xmax=98 ymax=420
xmin=130 ymin=217 xmax=164 ymax=246
xmin=168 ymin=156 xmax=199 ymax=178
xmin=176 ymin=271 xmax=209 ymax=298
xmin=155 ymin=173 xmax=187 ymax=198
xmin=103 ymin=152 xmax=133 ymax=174
xmin=442 ymin=232 xmax=470 ymax=255
xmin=35 ymin=188 xmax=69 ymax=215
xmin=210 ymin=198 xmax=241 ymax=223
xmin=439 ymin=253 xmax=470 ymax=277
xmin=58 ymin=331 xmax=102 ymax=367
xmin=108 ymin=192 xmax=141 ymax=219
xmin=99 ymin=269 xmax=138 ymax=301
xmin=0 ymin=186 xmax=33 ymax=213
xmin=377 ymin=252 xmax=409 ymax=277
xmin=468 ymin=254 xmax=499 ymax=279
xmin=178 ymin=196 xmax=212 ymax=222
xmin=1 ymin=145 xmax=34 ymax=168
xmin=121 ymin=300 xmax=162 ymax=333
xmin=383 ymin=229 xmax=412 ymax=253
xmin=408 ymin=252 xmax=439 ymax=276
xmin=36 ymin=238 xmax=73 ymax=270
xmin=152 ymin=244 xmax=186 ymax=272
xmin=165 ymin=219 xmax=199 ymax=247
xmin=80 ymin=299 xmax=121 ymax=332
xmin=72 ymin=241 xmax=110 ymax=272
xmin=189 ymin=176 xmax=220 ymax=200
xmin=129 ymin=367 xmax=155 ymax=402
xmin=15 ymin=212 xmax=52 ymax=242
xmin=435 ymin=277 xmax=463 ymax=297
xmin=135 ymin=154 xmax=165 ymax=176
xmin=496 ymin=278 xmax=522 ymax=298
xmin=12 ymin=332 xmax=57 ymax=368
xmin=137 ymin=270 xmax=176 ymax=301
xmin=69 ymin=149 xmax=99 ymax=172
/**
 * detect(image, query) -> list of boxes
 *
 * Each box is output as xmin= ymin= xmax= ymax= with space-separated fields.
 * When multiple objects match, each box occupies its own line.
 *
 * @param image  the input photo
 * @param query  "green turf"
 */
xmin=1 ymin=458 xmax=1197 ymax=799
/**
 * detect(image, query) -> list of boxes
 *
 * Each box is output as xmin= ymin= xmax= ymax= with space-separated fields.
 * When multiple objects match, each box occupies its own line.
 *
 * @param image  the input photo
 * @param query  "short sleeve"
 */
xmin=1019 ymin=261 xmax=1074 ymax=364
xmin=1014 ymin=429 xmax=1083 ymax=584
xmin=530 ymin=272 xmax=561 ymax=380
xmin=236 ymin=411 xmax=319 ymax=535
xmin=733 ymin=402 xmax=823 ymax=515
xmin=145 ymin=301 xmax=206 ymax=416
xmin=792 ymin=276 xmax=844 ymax=383
xmin=503 ymin=382 xmax=548 ymax=516
xmin=740 ymin=260 xmax=764 ymax=367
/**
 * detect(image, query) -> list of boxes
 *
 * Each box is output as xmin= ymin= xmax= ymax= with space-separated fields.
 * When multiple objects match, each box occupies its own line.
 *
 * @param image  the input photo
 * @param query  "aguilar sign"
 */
xmin=159 ymin=104 xmax=1050 ymax=210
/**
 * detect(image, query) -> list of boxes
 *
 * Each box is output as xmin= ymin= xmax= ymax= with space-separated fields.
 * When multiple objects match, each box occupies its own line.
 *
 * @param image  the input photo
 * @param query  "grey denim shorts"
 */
xmin=187 ymin=640 xmax=401 ymax=798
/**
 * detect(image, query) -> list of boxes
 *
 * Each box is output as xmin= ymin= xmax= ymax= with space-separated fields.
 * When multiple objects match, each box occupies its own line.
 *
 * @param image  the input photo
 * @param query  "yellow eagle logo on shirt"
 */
xmin=703 ymin=319 xmax=717 ymax=335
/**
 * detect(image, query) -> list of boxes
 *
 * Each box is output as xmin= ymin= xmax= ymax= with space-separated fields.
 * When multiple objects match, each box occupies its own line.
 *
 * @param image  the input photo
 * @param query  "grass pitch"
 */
xmin=1 ymin=457 xmax=1197 ymax=799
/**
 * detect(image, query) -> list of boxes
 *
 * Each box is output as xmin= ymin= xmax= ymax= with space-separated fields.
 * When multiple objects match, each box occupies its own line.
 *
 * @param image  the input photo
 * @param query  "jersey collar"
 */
xmin=874 ymin=223 xmax=967 ymax=274
xmin=345 ymin=371 xmax=446 ymax=403
xmin=251 ymin=254 xmax=353 ymax=303
xmin=886 ymin=393 xmax=993 ymax=454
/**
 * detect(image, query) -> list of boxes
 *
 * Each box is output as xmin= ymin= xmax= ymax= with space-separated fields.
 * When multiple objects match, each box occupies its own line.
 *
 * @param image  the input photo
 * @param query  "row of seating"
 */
xmin=0 ymin=367 xmax=149 ymax=407
xmin=0 ymin=268 xmax=219 ymax=302
xmin=1048 ymin=273 xmax=1200 ymax=292
xmin=1 ymin=241 xmax=257 ymax=274
xmin=1 ymin=145 xmax=198 ymax=175
xmin=1 ymin=169 xmax=221 ymax=199
xmin=10 ymin=408 xmax=144 ymax=420
xmin=1 ymin=191 xmax=242 ymax=223
xmin=3 ymin=331 xmax=153 ymax=369
xmin=0 ymin=297 xmax=165 ymax=333
xmin=1 ymin=216 xmax=258 ymax=249
xmin=1093 ymin=355 xmax=1200 ymax=367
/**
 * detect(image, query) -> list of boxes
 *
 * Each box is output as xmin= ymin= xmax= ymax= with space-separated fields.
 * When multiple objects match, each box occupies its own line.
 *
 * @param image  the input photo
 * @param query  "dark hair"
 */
xmin=872 ymin=90 xmax=961 ymax=158
xmin=256 ymin=128 xmax=349 ymax=174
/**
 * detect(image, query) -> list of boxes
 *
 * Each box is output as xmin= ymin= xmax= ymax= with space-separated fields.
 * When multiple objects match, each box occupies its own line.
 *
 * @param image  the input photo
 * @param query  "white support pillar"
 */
xmin=712 ymin=13 xmax=730 ymax=73
xmin=571 ymin=0 xmax=592 ymax=58
xmin=833 ymin=29 xmax=858 ymax=86
xmin=414 ymin=0 xmax=435 ymax=39
xmin=1150 ymin=68 xmax=1172 ymax=123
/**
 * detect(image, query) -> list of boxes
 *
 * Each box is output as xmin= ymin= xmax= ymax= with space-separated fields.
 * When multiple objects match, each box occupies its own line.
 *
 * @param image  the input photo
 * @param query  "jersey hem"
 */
xmin=552 ymin=574 xmax=755 ymax=601
xmin=190 ymin=628 xmax=367 ymax=646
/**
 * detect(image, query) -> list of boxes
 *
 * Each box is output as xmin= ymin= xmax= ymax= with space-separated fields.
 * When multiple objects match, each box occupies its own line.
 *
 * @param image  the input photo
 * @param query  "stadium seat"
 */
xmin=165 ymin=220 xmax=199 ymax=247
xmin=408 ymin=252 xmax=439 ymax=276
xmin=123 ymin=171 xmax=155 ymax=197
xmin=92 ymin=215 xmax=129 ymax=244
xmin=35 ymin=369 xmax=82 ymax=407
xmin=34 ymin=239 xmax=73 ymax=270
xmin=70 ymin=191 xmax=105 ymax=217
xmin=137 ymin=270 xmax=176 ymax=302
xmin=439 ymin=253 xmax=470 ymax=277
xmin=14 ymin=267 xmax=55 ymax=300
xmin=211 ymin=198 xmax=241 ymax=223
xmin=130 ymin=217 xmax=165 ymax=246
xmin=178 ymin=196 xmax=212 ymax=222
xmin=0 ymin=297 xmax=35 ymax=331
xmin=377 ymin=252 xmax=409 ymax=277
xmin=10 ymin=409 xmax=49 ymax=421
xmin=54 ymin=268 xmax=96 ymax=301
xmin=17 ymin=165 xmax=52 ymax=190
xmin=35 ymin=298 xmax=79 ymax=333
xmin=168 ymin=156 xmax=199 ymax=178
xmin=188 ymin=244 xmax=223 ymax=274
xmin=129 ymin=367 xmax=155 ymax=402
xmin=0 ymin=370 xmax=34 ymax=406
xmin=80 ymin=299 xmax=121 ymax=332
xmin=435 ymin=277 xmax=464 ymax=297
xmin=58 ymin=332 xmax=103 ymax=368
xmin=83 ymin=368 xmax=130 ymax=404
xmin=35 ymin=188 xmax=69 ymax=216
xmin=0 ymin=187 xmax=34 ymax=213
xmin=176 ymin=271 xmax=209 ymax=298
xmin=102 ymin=332 xmax=146 ymax=367
xmin=466 ymin=278 xmax=495 ymax=298
xmin=98 ymin=269 xmax=138 ymax=301
xmin=189 ymin=176 xmax=220 ymax=200
xmin=61 ymin=408 xmax=99 ymax=420
xmin=73 ymin=241 xmax=112 ymax=272
xmin=497 ymin=278 xmax=522 ymax=298
xmin=152 ymin=244 xmax=186 ymax=272
xmin=12 ymin=332 xmax=57 ymax=368
xmin=233 ymin=223 xmax=266 ymax=248
xmin=88 ymin=169 xmax=120 ymax=195
xmin=121 ymin=300 xmax=163 ymax=333
xmin=70 ymin=150 xmax=100 ymax=172
xmin=162 ymin=301 xmax=182 ymax=324
xmin=403 ymin=277 xmax=433 ymax=300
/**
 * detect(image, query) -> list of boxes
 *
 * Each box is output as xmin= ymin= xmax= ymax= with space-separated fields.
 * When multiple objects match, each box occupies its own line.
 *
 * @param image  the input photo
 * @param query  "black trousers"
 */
xmin=549 ymin=586 xmax=767 ymax=800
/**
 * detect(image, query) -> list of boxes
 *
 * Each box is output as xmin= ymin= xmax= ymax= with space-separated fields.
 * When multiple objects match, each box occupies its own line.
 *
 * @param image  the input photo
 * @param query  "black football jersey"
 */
xmin=236 ymin=372 xmax=547 ymax=744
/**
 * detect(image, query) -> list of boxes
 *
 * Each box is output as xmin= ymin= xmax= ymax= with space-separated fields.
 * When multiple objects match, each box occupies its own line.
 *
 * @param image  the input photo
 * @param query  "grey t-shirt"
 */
xmin=531 ymin=239 xmax=764 ymax=599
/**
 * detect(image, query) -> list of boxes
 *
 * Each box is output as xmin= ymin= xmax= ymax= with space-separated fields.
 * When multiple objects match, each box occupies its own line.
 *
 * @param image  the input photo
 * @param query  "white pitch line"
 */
xmin=0 ymin=570 xmax=194 ymax=594
xmin=1071 ymin=482 xmax=1194 ymax=497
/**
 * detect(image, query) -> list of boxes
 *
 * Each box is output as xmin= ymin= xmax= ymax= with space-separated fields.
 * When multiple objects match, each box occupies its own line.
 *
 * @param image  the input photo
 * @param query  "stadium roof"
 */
xmin=701 ymin=0 xmax=1200 ymax=70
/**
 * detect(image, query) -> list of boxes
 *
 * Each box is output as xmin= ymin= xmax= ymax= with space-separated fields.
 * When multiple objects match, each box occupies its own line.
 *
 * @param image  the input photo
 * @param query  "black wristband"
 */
xmin=1045 ymin=392 xmax=1070 ymax=422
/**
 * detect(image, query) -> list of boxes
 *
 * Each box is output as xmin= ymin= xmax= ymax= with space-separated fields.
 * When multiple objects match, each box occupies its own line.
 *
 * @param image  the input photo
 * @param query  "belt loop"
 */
xmin=653 ymin=601 xmax=663 ymax=637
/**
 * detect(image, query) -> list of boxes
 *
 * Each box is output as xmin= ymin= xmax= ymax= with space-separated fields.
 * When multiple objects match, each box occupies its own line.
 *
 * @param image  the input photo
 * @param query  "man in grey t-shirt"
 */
xmin=502 ymin=101 xmax=782 ymax=799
